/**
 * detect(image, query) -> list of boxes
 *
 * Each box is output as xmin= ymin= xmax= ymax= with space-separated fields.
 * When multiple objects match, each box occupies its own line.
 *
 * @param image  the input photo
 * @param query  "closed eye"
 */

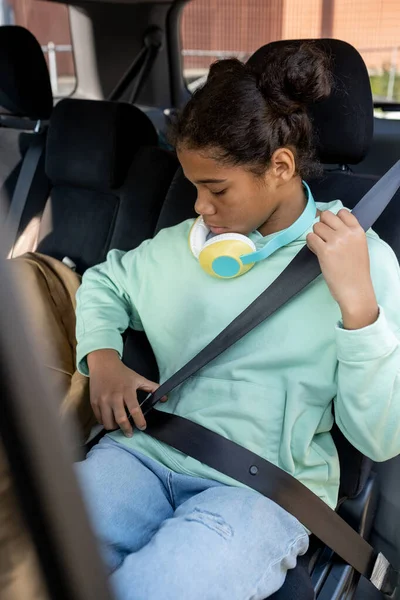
xmin=211 ymin=189 xmax=227 ymax=196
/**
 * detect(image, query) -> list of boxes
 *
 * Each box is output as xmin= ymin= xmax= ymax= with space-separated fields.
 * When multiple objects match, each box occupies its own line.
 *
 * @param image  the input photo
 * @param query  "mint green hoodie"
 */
xmin=76 ymin=201 xmax=400 ymax=510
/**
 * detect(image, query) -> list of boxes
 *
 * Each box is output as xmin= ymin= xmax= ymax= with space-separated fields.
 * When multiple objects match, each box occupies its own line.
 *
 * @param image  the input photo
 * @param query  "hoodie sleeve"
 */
xmin=334 ymin=234 xmax=400 ymax=462
xmin=75 ymin=243 xmax=150 ymax=376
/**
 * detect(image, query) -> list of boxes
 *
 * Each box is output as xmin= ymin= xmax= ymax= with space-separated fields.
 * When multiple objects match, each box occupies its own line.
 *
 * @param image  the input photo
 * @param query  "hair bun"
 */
xmin=254 ymin=42 xmax=332 ymax=116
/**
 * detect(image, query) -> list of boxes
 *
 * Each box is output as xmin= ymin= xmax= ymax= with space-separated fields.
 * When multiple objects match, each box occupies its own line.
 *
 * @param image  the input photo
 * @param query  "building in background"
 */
xmin=182 ymin=0 xmax=400 ymax=99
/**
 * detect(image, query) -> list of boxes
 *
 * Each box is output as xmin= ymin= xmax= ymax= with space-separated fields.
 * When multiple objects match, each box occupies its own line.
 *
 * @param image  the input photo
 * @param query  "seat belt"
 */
xmin=140 ymin=160 xmax=400 ymax=596
xmin=108 ymin=26 xmax=163 ymax=105
xmin=2 ymin=130 xmax=46 ymax=257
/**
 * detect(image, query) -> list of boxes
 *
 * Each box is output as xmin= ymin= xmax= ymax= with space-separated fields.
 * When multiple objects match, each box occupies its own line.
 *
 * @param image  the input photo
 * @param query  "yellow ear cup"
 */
xmin=199 ymin=238 xmax=256 ymax=278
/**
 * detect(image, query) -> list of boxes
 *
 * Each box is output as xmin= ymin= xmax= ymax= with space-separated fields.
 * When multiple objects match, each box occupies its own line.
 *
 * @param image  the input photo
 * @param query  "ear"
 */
xmin=269 ymin=148 xmax=296 ymax=183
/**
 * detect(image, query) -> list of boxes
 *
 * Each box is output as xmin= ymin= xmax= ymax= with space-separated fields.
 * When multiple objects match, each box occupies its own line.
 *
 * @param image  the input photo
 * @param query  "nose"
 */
xmin=194 ymin=191 xmax=216 ymax=217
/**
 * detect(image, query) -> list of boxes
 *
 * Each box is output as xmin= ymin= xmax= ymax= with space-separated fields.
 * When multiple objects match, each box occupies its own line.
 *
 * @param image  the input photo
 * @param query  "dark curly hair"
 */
xmin=170 ymin=42 xmax=332 ymax=179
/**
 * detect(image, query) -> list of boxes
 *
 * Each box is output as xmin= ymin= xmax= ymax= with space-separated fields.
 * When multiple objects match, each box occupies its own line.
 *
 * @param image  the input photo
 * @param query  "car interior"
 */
xmin=0 ymin=1 xmax=400 ymax=599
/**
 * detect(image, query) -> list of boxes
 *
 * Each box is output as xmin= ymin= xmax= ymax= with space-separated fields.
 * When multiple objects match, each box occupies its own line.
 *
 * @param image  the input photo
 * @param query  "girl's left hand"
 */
xmin=306 ymin=209 xmax=379 ymax=330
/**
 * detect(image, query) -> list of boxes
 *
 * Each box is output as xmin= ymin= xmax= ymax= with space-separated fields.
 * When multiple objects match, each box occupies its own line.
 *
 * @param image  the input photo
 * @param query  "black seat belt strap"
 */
xmin=3 ymin=130 xmax=46 ymax=257
xmin=108 ymin=26 xmax=163 ymax=104
xmin=140 ymin=160 xmax=400 ymax=595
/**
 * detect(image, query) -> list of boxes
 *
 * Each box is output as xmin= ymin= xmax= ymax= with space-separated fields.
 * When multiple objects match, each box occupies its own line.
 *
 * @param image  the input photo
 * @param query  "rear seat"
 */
xmin=13 ymin=97 xmax=178 ymax=272
xmin=0 ymin=26 xmax=179 ymax=266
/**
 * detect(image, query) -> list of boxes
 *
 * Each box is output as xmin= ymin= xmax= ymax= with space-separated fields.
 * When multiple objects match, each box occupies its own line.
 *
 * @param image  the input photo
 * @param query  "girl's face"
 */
xmin=177 ymin=147 xmax=304 ymax=237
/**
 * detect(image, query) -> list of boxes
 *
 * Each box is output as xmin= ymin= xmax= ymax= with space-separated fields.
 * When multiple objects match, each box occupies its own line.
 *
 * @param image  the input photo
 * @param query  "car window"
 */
xmin=181 ymin=0 xmax=400 ymax=111
xmin=2 ymin=0 xmax=76 ymax=97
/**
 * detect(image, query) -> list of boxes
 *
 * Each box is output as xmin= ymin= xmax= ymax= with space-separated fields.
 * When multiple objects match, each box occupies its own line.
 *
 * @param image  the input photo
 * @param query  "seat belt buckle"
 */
xmin=371 ymin=552 xmax=399 ymax=598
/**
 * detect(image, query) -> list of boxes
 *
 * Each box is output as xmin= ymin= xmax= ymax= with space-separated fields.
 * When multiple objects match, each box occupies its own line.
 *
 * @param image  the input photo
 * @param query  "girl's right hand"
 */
xmin=87 ymin=349 xmax=165 ymax=437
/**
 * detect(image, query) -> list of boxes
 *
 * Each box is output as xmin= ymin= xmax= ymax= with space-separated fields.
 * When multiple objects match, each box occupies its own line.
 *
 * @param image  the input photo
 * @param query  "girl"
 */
xmin=75 ymin=43 xmax=400 ymax=599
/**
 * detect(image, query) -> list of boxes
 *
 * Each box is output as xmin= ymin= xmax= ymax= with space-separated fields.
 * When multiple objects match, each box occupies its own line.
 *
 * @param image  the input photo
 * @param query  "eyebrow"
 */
xmin=194 ymin=178 xmax=227 ymax=184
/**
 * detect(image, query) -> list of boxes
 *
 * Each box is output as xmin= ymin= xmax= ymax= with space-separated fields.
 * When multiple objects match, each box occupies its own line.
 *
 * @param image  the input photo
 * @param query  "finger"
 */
xmin=112 ymin=396 xmax=134 ymax=437
xmin=137 ymin=378 xmax=166 ymax=403
xmin=100 ymin=403 xmax=118 ymax=431
xmin=336 ymin=208 xmax=361 ymax=228
xmin=319 ymin=209 xmax=347 ymax=231
xmin=128 ymin=404 xmax=147 ymax=431
xmin=137 ymin=377 xmax=161 ymax=395
xmin=306 ymin=231 xmax=325 ymax=255
xmin=124 ymin=390 xmax=147 ymax=431
xmin=91 ymin=401 xmax=103 ymax=425
xmin=312 ymin=221 xmax=336 ymax=243
xmin=89 ymin=380 xmax=103 ymax=424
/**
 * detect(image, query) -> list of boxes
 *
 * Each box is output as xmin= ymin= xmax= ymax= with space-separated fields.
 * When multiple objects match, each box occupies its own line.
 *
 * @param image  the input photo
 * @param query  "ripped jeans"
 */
xmin=76 ymin=436 xmax=309 ymax=600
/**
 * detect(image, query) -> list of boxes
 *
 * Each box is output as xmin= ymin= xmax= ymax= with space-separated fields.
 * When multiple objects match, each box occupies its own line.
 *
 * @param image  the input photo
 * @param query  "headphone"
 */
xmin=189 ymin=181 xmax=317 ymax=279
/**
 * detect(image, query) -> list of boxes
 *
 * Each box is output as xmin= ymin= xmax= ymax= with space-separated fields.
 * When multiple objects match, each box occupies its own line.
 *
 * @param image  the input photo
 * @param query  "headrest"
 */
xmin=0 ymin=26 xmax=53 ymax=120
xmin=247 ymin=39 xmax=373 ymax=165
xmin=46 ymin=99 xmax=158 ymax=191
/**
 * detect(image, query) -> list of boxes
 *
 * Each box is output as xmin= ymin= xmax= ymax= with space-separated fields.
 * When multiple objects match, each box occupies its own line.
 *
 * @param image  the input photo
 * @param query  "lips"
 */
xmin=205 ymin=222 xmax=229 ymax=234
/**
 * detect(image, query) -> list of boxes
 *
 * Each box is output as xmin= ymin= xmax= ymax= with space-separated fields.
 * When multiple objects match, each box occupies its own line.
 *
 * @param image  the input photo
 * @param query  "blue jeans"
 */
xmin=76 ymin=436 xmax=309 ymax=600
